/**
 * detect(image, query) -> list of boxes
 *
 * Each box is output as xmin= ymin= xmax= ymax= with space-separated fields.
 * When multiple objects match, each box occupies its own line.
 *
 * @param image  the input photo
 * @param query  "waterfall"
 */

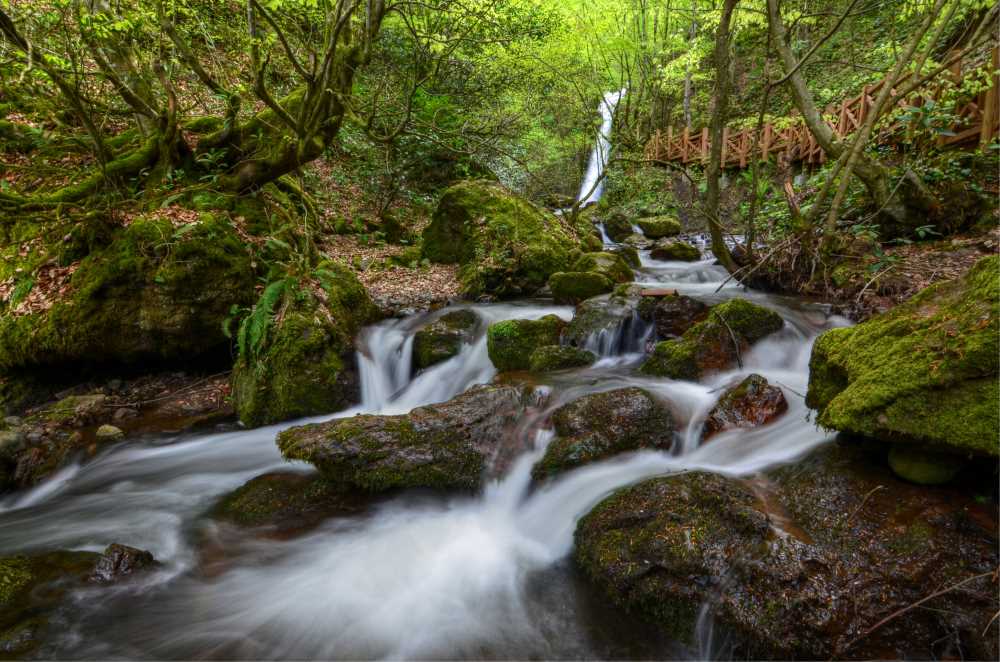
xmin=576 ymin=89 xmax=626 ymax=206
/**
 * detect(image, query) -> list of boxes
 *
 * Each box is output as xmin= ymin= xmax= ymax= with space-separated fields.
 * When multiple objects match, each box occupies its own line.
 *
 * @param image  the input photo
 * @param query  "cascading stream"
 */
xmin=0 ymin=251 xmax=847 ymax=659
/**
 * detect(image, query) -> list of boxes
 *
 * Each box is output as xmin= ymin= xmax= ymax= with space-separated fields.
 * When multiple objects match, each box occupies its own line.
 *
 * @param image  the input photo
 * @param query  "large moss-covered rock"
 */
xmin=487 ymin=315 xmax=565 ymax=372
xmin=0 ymin=215 xmax=255 ymax=373
xmin=641 ymin=298 xmax=784 ymax=380
xmin=421 ymin=180 xmax=582 ymax=298
xmin=649 ymin=239 xmax=700 ymax=262
xmin=277 ymin=384 xmax=544 ymax=491
xmin=231 ymin=263 xmax=379 ymax=427
xmin=575 ymin=443 xmax=999 ymax=659
xmin=806 ymin=256 xmax=999 ymax=456
xmin=412 ymin=309 xmax=479 ymax=371
xmin=570 ymin=252 xmax=633 ymax=284
xmin=636 ymin=215 xmax=681 ymax=239
xmin=548 ymin=271 xmax=614 ymax=305
xmin=528 ymin=345 xmax=596 ymax=372
xmin=533 ymin=387 xmax=674 ymax=479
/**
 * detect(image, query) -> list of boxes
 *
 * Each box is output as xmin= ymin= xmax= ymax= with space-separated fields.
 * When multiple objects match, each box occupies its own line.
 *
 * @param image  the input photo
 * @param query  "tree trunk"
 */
xmin=765 ymin=0 xmax=931 ymax=235
xmin=704 ymin=0 xmax=739 ymax=274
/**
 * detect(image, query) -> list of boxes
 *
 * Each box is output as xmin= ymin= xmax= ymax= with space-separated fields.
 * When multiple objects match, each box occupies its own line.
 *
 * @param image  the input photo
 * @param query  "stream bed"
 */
xmin=0 ymin=253 xmax=848 ymax=659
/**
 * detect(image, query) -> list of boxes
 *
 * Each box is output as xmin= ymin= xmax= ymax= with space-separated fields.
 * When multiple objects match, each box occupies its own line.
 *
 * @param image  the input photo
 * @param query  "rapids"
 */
xmin=0 ymin=254 xmax=848 ymax=659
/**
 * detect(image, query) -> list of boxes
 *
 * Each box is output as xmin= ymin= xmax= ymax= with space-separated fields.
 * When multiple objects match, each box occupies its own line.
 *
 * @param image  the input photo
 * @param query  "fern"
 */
xmin=237 ymin=278 xmax=289 ymax=362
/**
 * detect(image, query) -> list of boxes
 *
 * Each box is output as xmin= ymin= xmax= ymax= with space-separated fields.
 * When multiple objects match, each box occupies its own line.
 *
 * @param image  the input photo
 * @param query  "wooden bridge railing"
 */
xmin=644 ymin=47 xmax=1000 ymax=169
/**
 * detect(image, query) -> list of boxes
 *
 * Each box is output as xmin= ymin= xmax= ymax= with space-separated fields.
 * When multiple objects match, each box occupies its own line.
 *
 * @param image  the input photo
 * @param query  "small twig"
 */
xmin=983 ymin=608 xmax=1000 ymax=637
xmin=855 ymin=264 xmax=894 ymax=303
xmin=845 ymin=485 xmax=884 ymax=523
xmin=108 ymin=371 xmax=231 ymax=409
xmin=775 ymin=381 xmax=805 ymax=398
xmin=715 ymin=311 xmax=743 ymax=369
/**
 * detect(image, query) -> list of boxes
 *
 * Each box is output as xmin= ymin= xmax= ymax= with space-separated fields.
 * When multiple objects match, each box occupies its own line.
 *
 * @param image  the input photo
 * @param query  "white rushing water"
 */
xmin=0 ymin=251 xmax=848 ymax=659
xmin=577 ymin=89 xmax=626 ymax=207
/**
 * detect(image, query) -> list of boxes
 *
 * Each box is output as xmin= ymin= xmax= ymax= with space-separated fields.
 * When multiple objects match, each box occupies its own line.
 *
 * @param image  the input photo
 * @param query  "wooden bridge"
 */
xmin=644 ymin=47 xmax=1000 ymax=168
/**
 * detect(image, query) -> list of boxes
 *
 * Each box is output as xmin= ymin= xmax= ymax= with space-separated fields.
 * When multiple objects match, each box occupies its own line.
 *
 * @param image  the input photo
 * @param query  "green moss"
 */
xmin=642 ymin=298 xmax=784 ymax=379
xmin=570 ymin=252 xmax=633 ymax=284
xmin=422 ymin=180 xmax=584 ymax=298
xmin=412 ymin=310 xmax=478 ymax=370
xmin=232 ymin=262 xmax=379 ymax=427
xmin=0 ymin=214 xmax=256 ymax=372
xmin=887 ymin=445 xmax=965 ymax=485
xmin=636 ymin=215 xmax=681 ymax=239
xmin=548 ymin=271 xmax=614 ymax=304
xmin=528 ymin=345 xmax=596 ymax=372
xmin=212 ymin=472 xmax=343 ymax=528
xmin=0 ymin=557 xmax=32 ymax=606
xmin=650 ymin=240 xmax=700 ymax=262
xmin=806 ymin=256 xmax=999 ymax=455
xmin=486 ymin=315 xmax=565 ymax=371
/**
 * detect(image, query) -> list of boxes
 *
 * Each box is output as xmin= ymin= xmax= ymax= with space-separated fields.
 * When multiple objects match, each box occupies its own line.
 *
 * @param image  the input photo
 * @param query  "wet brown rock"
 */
xmin=89 ymin=544 xmax=158 ymax=583
xmin=575 ymin=443 xmax=999 ymax=659
xmin=637 ymin=292 xmax=709 ymax=339
xmin=701 ymin=374 xmax=788 ymax=441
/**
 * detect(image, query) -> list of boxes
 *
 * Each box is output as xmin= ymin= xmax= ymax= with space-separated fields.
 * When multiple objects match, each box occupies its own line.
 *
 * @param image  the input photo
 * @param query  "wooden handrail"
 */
xmin=645 ymin=47 xmax=999 ymax=168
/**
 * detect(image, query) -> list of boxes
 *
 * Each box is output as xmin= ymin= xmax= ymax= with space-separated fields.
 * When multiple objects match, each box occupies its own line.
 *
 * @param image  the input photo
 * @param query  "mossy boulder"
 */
xmin=412 ymin=309 xmax=479 ymax=371
xmin=641 ymin=298 xmax=784 ymax=380
xmin=487 ymin=315 xmax=565 ymax=372
xmin=421 ymin=180 xmax=582 ymax=299
xmin=570 ymin=252 xmax=633 ymax=284
xmin=701 ymin=374 xmax=788 ymax=441
xmin=277 ymin=384 xmax=544 ymax=491
xmin=602 ymin=212 xmax=633 ymax=243
xmin=548 ymin=271 xmax=614 ymax=305
xmin=887 ymin=445 xmax=965 ymax=485
xmin=528 ymin=345 xmax=596 ymax=372
xmin=622 ymin=233 xmax=654 ymax=250
xmin=231 ymin=263 xmax=380 ymax=427
xmin=574 ymin=443 xmax=999 ymax=658
xmin=533 ymin=387 xmax=674 ymax=479
xmin=0 ymin=215 xmax=255 ymax=374
xmin=635 ymin=215 xmax=681 ymax=239
xmin=610 ymin=245 xmax=641 ymax=268
xmin=649 ymin=240 xmax=700 ymax=262
xmin=806 ymin=256 xmax=999 ymax=456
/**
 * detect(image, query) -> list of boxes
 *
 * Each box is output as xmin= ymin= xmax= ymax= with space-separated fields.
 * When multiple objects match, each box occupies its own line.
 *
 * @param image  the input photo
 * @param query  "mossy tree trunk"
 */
xmin=0 ymin=1 xmax=388 ymax=210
